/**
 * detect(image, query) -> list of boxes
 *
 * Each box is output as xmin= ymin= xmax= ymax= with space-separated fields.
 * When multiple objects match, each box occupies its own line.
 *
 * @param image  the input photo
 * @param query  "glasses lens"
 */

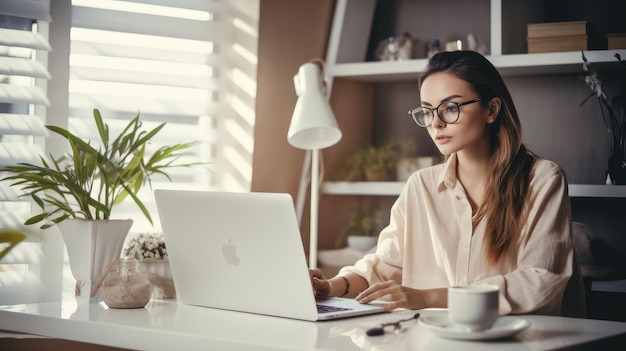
xmin=411 ymin=108 xmax=433 ymax=127
xmin=438 ymin=102 xmax=460 ymax=123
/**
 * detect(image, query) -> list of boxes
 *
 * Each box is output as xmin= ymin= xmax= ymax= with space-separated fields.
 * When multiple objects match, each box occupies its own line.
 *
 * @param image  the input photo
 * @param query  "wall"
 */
xmin=252 ymin=0 xmax=335 ymax=251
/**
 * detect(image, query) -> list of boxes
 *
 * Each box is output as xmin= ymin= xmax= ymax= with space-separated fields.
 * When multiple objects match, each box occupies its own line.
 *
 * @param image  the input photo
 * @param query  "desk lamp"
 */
xmin=288 ymin=59 xmax=342 ymax=269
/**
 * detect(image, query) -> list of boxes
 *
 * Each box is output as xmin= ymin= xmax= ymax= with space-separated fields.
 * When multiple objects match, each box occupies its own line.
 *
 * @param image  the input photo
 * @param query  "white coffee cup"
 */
xmin=448 ymin=284 xmax=500 ymax=332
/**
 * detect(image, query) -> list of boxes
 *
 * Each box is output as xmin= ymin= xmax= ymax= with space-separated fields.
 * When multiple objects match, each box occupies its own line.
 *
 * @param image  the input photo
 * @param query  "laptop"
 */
xmin=154 ymin=189 xmax=386 ymax=321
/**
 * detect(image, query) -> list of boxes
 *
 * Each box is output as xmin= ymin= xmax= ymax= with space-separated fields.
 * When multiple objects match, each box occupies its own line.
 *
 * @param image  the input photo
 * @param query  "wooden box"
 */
xmin=527 ymin=35 xmax=604 ymax=54
xmin=527 ymin=21 xmax=594 ymax=38
xmin=607 ymin=33 xmax=626 ymax=50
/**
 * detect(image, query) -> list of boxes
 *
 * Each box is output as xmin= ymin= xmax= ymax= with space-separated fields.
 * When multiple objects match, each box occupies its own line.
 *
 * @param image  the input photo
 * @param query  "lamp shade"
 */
xmin=288 ymin=62 xmax=342 ymax=150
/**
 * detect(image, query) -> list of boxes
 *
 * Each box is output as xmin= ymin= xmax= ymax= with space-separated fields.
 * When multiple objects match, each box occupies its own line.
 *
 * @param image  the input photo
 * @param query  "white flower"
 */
xmin=584 ymin=71 xmax=606 ymax=99
xmin=123 ymin=233 xmax=168 ymax=261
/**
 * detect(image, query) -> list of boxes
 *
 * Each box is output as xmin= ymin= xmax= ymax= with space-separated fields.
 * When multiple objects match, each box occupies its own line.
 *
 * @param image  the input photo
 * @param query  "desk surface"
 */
xmin=1 ymin=298 xmax=625 ymax=351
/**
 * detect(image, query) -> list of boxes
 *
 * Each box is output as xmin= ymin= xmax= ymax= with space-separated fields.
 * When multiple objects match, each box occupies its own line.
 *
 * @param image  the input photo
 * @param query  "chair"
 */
xmin=571 ymin=221 xmax=626 ymax=321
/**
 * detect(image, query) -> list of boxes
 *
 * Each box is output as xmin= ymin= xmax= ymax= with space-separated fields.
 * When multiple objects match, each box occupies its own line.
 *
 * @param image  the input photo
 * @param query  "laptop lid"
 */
xmin=154 ymin=189 xmax=384 ymax=321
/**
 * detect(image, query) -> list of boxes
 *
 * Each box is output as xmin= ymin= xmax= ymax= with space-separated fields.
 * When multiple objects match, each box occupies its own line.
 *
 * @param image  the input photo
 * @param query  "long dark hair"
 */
xmin=419 ymin=51 xmax=536 ymax=267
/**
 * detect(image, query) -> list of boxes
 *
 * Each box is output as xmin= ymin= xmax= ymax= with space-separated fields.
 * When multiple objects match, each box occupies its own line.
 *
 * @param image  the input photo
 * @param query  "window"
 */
xmin=66 ymin=0 xmax=258 ymax=233
xmin=0 ymin=0 xmax=258 ymax=303
xmin=0 ymin=13 xmax=51 ymax=221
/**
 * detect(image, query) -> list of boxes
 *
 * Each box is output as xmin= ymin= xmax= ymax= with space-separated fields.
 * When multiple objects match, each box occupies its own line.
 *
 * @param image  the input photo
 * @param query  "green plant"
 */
xmin=342 ymin=139 xmax=408 ymax=181
xmin=335 ymin=199 xmax=381 ymax=248
xmin=1 ymin=109 xmax=198 ymax=229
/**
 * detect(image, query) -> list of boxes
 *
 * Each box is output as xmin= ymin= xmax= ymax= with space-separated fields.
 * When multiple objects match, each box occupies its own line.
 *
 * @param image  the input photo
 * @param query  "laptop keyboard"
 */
xmin=317 ymin=304 xmax=353 ymax=314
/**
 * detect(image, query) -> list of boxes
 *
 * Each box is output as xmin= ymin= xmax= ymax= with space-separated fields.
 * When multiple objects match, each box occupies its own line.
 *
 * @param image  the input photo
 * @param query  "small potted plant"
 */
xmin=335 ymin=199 xmax=385 ymax=251
xmin=1 ymin=108 xmax=197 ymax=228
xmin=0 ymin=108 xmax=198 ymax=302
xmin=124 ymin=233 xmax=168 ymax=261
xmin=342 ymin=140 xmax=400 ymax=181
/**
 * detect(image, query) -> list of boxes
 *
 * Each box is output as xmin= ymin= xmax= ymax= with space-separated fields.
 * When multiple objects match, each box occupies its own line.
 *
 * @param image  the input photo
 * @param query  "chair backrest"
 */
xmin=562 ymin=221 xmax=594 ymax=318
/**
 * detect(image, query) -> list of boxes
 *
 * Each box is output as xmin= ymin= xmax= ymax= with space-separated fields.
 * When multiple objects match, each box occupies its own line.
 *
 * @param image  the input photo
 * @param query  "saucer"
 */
xmin=418 ymin=314 xmax=530 ymax=341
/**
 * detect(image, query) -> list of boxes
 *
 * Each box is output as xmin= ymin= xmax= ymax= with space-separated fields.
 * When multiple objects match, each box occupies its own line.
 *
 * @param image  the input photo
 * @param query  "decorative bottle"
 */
xmin=101 ymin=257 xmax=153 ymax=308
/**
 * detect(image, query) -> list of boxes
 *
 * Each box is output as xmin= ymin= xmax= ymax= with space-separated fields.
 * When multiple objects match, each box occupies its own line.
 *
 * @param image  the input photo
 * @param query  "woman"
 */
xmin=310 ymin=50 xmax=584 ymax=316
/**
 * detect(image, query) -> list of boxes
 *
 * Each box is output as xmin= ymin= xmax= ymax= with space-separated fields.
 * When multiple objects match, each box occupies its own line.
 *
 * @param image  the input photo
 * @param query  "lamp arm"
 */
xmin=295 ymin=150 xmax=311 ymax=226
xmin=310 ymin=149 xmax=320 ymax=269
xmin=295 ymin=150 xmax=327 ymax=226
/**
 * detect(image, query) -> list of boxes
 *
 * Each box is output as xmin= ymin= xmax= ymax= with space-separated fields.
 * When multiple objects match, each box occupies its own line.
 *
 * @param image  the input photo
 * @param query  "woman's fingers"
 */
xmin=355 ymin=281 xmax=420 ymax=311
xmin=309 ymin=268 xmax=325 ymax=295
xmin=309 ymin=268 xmax=324 ymax=280
xmin=355 ymin=281 xmax=396 ymax=303
xmin=310 ymin=270 xmax=331 ymax=297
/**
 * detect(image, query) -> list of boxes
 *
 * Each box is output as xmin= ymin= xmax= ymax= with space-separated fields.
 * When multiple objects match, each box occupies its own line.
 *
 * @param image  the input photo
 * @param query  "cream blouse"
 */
xmin=339 ymin=153 xmax=584 ymax=316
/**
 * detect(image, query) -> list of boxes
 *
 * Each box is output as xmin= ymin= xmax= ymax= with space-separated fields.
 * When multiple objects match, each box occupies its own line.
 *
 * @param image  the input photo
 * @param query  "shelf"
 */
xmin=329 ymin=50 xmax=626 ymax=82
xmin=322 ymin=182 xmax=626 ymax=198
xmin=322 ymin=181 xmax=404 ymax=196
xmin=320 ymin=0 xmax=626 ymax=248
xmin=568 ymin=184 xmax=626 ymax=198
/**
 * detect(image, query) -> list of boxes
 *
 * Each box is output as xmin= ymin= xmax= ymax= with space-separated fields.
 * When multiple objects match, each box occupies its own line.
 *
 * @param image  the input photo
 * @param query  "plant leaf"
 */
xmin=93 ymin=108 xmax=109 ymax=147
xmin=0 ymin=230 xmax=27 ymax=261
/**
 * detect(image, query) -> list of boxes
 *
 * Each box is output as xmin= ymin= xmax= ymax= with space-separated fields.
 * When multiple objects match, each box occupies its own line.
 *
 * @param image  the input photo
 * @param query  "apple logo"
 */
xmin=222 ymin=238 xmax=240 ymax=265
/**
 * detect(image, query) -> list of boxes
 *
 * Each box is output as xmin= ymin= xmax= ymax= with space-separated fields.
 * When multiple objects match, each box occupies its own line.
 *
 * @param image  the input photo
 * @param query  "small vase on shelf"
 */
xmin=608 ymin=150 xmax=626 ymax=185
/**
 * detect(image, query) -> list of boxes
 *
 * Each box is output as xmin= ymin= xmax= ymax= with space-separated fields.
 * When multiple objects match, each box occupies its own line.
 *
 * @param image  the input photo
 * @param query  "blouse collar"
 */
xmin=437 ymin=153 xmax=458 ymax=192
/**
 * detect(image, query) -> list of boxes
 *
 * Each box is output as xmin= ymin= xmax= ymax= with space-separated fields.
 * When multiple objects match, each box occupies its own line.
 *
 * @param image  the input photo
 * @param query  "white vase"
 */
xmin=59 ymin=219 xmax=133 ymax=304
xmin=347 ymin=236 xmax=378 ymax=252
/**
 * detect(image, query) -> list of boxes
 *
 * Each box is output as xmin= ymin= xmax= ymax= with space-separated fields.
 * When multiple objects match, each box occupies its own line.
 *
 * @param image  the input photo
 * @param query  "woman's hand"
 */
xmin=355 ymin=280 xmax=447 ymax=311
xmin=309 ymin=268 xmax=332 ymax=297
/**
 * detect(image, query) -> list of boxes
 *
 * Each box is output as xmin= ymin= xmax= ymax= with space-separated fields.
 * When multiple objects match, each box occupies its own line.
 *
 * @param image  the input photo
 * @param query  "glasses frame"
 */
xmin=365 ymin=313 xmax=420 ymax=336
xmin=408 ymin=98 xmax=482 ymax=127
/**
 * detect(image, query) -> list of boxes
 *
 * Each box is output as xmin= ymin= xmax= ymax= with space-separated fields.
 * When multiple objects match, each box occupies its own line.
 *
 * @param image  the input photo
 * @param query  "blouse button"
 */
xmin=455 ymin=195 xmax=461 ymax=200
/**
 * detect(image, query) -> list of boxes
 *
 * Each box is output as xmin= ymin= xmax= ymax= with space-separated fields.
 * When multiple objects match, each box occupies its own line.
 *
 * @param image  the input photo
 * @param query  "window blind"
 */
xmin=0 ymin=3 xmax=62 ymax=304
xmin=69 ymin=0 xmax=222 ymax=233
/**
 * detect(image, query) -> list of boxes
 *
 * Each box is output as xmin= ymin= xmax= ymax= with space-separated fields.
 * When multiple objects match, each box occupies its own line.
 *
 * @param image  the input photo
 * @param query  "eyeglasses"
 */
xmin=365 ymin=313 xmax=420 ymax=336
xmin=408 ymin=98 xmax=482 ymax=127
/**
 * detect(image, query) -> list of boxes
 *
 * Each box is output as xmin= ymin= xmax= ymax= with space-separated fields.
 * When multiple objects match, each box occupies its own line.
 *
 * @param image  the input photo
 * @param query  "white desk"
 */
xmin=1 ymin=298 xmax=625 ymax=350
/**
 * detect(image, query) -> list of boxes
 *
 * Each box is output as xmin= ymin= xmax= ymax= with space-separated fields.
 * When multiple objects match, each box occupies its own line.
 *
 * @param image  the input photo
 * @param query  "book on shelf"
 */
xmin=607 ymin=33 xmax=626 ymax=50
xmin=527 ymin=35 xmax=605 ymax=54
xmin=527 ymin=21 xmax=595 ymax=38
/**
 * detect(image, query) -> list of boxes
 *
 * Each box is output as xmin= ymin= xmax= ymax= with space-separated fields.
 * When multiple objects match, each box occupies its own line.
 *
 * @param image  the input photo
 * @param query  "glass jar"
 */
xmin=101 ymin=257 xmax=153 ymax=308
